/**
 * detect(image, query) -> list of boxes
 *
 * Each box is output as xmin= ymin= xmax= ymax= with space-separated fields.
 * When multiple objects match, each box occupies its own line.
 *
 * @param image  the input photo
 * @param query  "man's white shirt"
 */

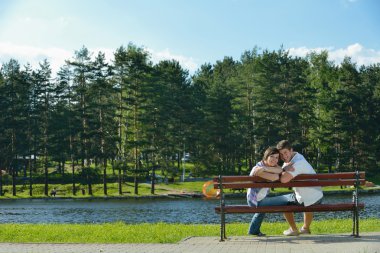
xmin=284 ymin=152 xmax=323 ymax=206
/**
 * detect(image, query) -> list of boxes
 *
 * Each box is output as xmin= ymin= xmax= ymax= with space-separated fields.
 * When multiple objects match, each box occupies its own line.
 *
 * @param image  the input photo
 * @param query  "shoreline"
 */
xmin=0 ymin=187 xmax=379 ymax=200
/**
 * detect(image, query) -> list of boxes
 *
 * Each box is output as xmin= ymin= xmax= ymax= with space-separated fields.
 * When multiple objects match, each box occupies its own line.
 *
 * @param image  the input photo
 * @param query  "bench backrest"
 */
xmin=213 ymin=172 xmax=365 ymax=189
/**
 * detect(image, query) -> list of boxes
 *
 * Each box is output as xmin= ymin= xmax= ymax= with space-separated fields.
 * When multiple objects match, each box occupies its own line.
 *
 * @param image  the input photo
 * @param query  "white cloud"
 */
xmin=146 ymin=48 xmax=199 ymax=73
xmin=0 ymin=42 xmax=199 ymax=76
xmin=0 ymin=42 xmax=72 ymax=76
xmin=288 ymin=43 xmax=380 ymax=67
xmin=2 ymin=42 xmax=378 ymax=78
xmin=91 ymin=47 xmax=199 ymax=73
xmin=288 ymin=46 xmax=333 ymax=56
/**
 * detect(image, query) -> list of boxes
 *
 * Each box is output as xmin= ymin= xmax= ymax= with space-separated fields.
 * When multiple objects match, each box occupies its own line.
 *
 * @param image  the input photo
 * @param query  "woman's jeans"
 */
xmin=247 ymin=194 xmax=292 ymax=235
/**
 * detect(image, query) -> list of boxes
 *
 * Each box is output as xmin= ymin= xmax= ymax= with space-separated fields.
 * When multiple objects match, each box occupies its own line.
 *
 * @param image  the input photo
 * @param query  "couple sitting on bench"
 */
xmin=247 ymin=140 xmax=323 ymax=237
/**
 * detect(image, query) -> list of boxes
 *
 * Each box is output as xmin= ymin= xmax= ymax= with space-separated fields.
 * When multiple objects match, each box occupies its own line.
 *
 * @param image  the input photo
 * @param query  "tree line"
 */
xmin=1 ymin=44 xmax=379 ymax=196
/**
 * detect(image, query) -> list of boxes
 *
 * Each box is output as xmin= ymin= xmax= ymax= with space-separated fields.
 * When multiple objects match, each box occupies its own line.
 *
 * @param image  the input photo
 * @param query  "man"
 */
xmin=277 ymin=140 xmax=323 ymax=236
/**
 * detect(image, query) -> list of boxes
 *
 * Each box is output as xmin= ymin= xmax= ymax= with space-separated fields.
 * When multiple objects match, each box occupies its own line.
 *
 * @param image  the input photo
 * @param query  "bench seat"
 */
xmin=215 ymin=203 xmax=365 ymax=214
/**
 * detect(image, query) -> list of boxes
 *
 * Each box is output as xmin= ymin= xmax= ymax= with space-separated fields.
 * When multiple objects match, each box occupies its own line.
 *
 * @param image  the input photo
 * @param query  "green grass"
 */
xmin=0 ymin=219 xmax=379 ymax=243
xmin=1 ymin=179 xmax=379 ymax=199
xmin=0 ymin=180 xmax=209 ymax=198
xmin=161 ymin=181 xmax=206 ymax=192
xmin=0 ymin=182 xmax=180 ymax=198
xmin=2 ymin=160 xmax=379 ymax=199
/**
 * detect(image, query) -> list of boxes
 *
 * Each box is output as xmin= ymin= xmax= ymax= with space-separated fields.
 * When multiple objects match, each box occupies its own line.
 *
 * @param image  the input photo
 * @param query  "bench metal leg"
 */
xmin=351 ymin=171 xmax=360 ymax=238
xmin=351 ymin=209 xmax=360 ymax=237
xmin=219 ymin=175 xmax=226 ymax=242
xmin=220 ymin=211 xmax=227 ymax=241
xmin=353 ymin=171 xmax=360 ymax=238
xmin=355 ymin=207 xmax=360 ymax=238
xmin=351 ymin=210 xmax=356 ymax=237
xmin=223 ymin=213 xmax=226 ymax=240
xmin=220 ymin=212 xmax=224 ymax=242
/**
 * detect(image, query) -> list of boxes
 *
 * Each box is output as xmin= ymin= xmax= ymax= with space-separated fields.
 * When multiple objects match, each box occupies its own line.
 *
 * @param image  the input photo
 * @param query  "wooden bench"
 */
xmin=213 ymin=171 xmax=365 ymax=241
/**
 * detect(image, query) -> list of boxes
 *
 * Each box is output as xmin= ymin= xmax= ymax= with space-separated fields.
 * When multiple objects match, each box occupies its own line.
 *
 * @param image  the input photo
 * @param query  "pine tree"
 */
xmin=55 ymin=64 xmax=80 ymax=194
xmin=33 ymin=59 xmax=53 ymax=196
xmin=152 ymin=60 xmax=191 ymax=180
xmin=360 ymin=63 xmax=380 ymax=175
xmin=87 ymin=51 xmax=118 ymax=195
xmin=250 ymin=50 xmax=284 ymax=153
xmin=306 ymin=51 xmax=339 ymax=171
xmin=113 ymin=44 xmax=152 ymax=194
xmin=0 ymin=59 xmax=32 ymax=195
xmin=67 ymin=46 xmax=94 ymax=194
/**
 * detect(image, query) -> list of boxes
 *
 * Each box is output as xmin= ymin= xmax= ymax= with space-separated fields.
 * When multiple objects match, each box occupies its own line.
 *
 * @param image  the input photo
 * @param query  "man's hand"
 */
xmin=283 ymin=162 xmax=295 ymax=172
xmin=0 ymin=170 xmax=6 ymax=176
xmin=280 ymin=171 xmax=294 ymax=183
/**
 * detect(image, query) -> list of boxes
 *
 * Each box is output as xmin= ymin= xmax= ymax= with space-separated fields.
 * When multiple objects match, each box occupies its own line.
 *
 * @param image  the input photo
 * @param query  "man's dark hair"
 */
xmin=276 ymin=140 xmax=292 ymax=150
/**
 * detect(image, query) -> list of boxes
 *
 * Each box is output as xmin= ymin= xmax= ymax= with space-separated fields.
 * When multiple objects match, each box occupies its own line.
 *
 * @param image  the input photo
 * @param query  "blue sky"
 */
xmin=0 ymin=0 xmax=379 ymax=74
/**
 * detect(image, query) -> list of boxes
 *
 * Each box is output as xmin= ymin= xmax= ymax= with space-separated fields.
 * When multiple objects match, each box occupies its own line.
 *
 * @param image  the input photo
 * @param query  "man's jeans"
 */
xmin=247 ymin=194 xmax=292 ymax=235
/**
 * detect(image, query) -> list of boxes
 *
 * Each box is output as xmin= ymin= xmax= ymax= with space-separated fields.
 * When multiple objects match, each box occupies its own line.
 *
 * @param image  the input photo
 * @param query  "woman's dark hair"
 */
xmin=262 ymin=146 xmax=280 ymax=161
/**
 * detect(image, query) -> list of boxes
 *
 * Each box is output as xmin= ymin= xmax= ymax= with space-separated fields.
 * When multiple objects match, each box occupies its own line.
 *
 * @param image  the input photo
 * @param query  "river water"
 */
xmin=0 ymin=194 xmax=379 ymax=224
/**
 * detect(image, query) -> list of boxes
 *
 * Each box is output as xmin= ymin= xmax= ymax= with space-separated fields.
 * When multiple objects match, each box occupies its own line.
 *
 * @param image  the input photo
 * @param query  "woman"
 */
xmin=247 ymin=147 xmax=289 ymax=236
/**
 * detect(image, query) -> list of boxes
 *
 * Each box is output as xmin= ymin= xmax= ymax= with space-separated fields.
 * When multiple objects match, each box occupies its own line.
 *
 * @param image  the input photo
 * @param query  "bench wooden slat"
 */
xmin=294 ymin=172 xmax=365 ymax=180
xmin=218 ymin=179 xmax=365 ymax=189
xmin=213 ymin=172 xmax=366 ymax=189
xmin=215 ymin=203 xmax=365 ymax=214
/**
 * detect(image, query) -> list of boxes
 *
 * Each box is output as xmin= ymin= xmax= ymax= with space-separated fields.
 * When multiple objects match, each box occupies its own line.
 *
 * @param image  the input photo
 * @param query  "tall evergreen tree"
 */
xmin=113 ymin=44 xmax=152 ymax=194
xmin=306 ymin=51 xmax=339 ymax=171
xmin=360 ymin=63 xmax=380 ymax=175
xmin=238 ymin=48 xmax=260 ymax=167
xmin=334 ymin=58 xmax=363 ymax=170
xmin=152 ymin=60 xmax=191 ymax=179
xmin=0 ymin=59 xmax=31 ymax=195
xmin=56 ymin=64 xmax=79 ymax=194
xmin=67 ymin=46 xmax=94 ymax=194
xmin=205 ymin=57 xmax=238 ymax=174
xmin=190 ymin=63 xmax=215 ymax=174
xmin=250 ymin=50 xmax=284 ymax=153
xmin=33 ymin=59 xmax=53 ymax=196
xmin=87 ymin=51 xmax=118 ymax=195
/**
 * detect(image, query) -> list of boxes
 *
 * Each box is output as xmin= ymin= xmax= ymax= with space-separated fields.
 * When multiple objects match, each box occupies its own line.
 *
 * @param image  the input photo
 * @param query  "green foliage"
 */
xmin=1 ymin=45 xmax=380 ymax=186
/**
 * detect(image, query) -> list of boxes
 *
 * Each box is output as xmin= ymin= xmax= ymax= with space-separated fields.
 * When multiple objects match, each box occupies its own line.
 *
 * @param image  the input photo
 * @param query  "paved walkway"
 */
xmin=0 ymin=232 xmax=379 ymax=253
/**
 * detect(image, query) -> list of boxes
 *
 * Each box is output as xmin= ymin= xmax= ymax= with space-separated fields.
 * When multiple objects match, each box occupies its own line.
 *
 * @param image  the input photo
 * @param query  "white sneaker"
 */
xmin=300 ymin=227 xmax=311 ymax=234
xmin=283 ymin=228 xmax=299 ymax=236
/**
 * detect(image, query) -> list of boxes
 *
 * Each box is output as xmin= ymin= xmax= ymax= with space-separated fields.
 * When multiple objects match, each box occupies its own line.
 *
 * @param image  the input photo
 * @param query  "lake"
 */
xmin=0 ymin=194 xmax=379 ymax=224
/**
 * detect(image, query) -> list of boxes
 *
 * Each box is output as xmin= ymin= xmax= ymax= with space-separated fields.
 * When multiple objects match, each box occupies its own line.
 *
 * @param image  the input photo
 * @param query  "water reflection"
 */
xmin=0 ymin=194 xmax=379 ymax=224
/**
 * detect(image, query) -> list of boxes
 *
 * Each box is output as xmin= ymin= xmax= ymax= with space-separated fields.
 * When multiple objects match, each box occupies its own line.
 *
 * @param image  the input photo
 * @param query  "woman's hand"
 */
xmin=273 ymin=174 xmax=280 ymax=181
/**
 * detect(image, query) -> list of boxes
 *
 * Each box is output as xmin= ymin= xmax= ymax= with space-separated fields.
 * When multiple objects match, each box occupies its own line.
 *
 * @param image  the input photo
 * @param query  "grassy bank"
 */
xmin=0 ymin=219 xmax=379 ymax=243
xmin=0 ymin=181 xmax=207 ymax=198
xmin=1 ymin=181 xmax=379 ymax=199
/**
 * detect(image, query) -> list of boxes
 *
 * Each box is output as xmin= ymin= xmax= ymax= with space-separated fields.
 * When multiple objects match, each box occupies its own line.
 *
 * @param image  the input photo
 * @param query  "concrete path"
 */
xmin=0 ymin=232 xmax=379 ymax=253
